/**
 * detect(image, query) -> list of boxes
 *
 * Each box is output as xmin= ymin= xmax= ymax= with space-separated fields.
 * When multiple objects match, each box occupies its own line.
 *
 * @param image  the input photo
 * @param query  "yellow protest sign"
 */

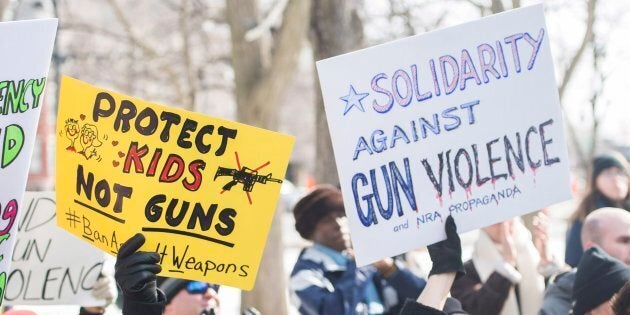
xmin=55 ymin=76 xmax=294 ymax=290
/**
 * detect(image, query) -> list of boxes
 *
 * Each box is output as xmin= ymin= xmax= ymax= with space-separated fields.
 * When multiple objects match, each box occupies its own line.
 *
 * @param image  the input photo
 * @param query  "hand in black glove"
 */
xmin=115 ymin=233 xmax=161 ymax=303
xmin=427 ymin=215 xmax=465 ymax=278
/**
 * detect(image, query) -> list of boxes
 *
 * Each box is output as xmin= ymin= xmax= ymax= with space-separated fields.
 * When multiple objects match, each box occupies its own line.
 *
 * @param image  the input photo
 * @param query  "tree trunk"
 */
xmin=310 ymin=0 xmax=363 ymax=186
xmin=0 ymin=0 xmax=10 ymax=20
xmin=490 ymin=0 xmax=505 ymax=14
xmin=227 ymin=0 xmax=310 ymax=313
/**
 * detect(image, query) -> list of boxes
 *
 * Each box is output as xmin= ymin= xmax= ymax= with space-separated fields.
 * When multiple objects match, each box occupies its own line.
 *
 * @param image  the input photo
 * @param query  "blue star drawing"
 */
xmin=340 ymin=85 xmax=369 ymax=115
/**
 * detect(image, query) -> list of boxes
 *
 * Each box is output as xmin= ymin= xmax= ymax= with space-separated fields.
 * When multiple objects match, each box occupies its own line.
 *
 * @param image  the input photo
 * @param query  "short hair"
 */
xmin=581 ymin=207 xmax=630 ymax=246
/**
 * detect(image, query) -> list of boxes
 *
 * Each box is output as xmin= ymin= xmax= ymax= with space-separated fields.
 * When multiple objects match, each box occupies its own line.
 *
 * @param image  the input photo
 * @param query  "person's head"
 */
xmin=593 ymin=154 xmax=629 ymax=202
xmin=293 ymin=185 xmax=349 ymax=252
xmin=612 ymin=282 xmax=630 ymax=315
xmin=572 ymin=247 xmax=630 ymax=315
xmin=159 ymin=278 xmax=220 ymax=315
xmin=581 ymin=208 xmax=630 ymax=265
xmin=575 ymin=153 xmax=630 ymax=221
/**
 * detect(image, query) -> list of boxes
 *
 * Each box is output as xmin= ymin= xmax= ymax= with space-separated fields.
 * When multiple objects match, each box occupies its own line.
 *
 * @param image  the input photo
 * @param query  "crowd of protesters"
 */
xmin=5 ymin=152 xmax=629 ymax=315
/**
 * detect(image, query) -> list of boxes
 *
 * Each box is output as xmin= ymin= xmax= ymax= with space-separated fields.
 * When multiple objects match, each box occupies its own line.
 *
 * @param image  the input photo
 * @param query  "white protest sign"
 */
xmin=4 ymin=192 xmax=110 ymax=306
xmin=0 ymin=19 xmax=58 ymax=305
xmin=316 ymin=5 xmax=571 ymax=266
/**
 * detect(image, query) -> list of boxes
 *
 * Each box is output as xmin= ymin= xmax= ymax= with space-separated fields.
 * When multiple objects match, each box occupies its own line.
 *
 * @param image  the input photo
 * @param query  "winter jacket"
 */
xmin=565 ymin=221 xmax=583 ymax=268
xmin=121 ymin=289 xmax=167 ymax=315
xmin=398 ymin=299 xmax=446 ymax=315
xmin=289 ymin=245 xmax=426 ymax=315
xmin=538 ymin=270 xmax=576 ymax=315
xmin=398 ymin=297 xmax=469 ymax=315
xmin=450 ymin=260 xmax=515 ymax=315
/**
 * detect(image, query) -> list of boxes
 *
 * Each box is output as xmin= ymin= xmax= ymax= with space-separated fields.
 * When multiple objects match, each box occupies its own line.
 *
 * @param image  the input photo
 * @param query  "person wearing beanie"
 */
xmin=399 ymin=216 xmax=468 ymax=315
xmin=540 ymin=207 xmax=630 ymax=315
xmin=157 ymin=278 xmax=220 ymax=315
xmin=451 ymin=214 xmax=553 ymax=315
xmin=571 ymin=247 xmax=630 ymax=315
xmin=565 ymin=153 xmax=630 ymax=267
xmin=289 ymin=185 xmax=428 ymax=315
xmin=114 ymin=233 xmax=220 ymax=315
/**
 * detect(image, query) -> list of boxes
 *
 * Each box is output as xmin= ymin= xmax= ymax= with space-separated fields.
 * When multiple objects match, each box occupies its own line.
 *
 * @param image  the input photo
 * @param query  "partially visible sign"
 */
xmin=0 ymin=18 xmax=58 ymax=307
xmin=6 ymin=192 xmax=109 ymax=306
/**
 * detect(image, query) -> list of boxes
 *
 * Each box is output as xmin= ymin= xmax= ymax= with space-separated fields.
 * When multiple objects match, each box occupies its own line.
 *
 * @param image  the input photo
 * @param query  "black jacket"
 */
xmin=121 ymin=289 xmax=167 ymax=315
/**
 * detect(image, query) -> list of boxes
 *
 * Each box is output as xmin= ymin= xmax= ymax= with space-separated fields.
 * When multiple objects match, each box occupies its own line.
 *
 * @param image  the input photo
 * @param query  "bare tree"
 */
xmin=557 ymin=0 xmax=597 ymax=172
xmin=227 ymin=0 xmax=310 ymax=313
xmin=55 ymin=0 xmax=232 ymax=113
xmin=460 ymin=0 xmax=599 ymax=172
xmin=583 ymin=19 xmax=610 ymax=164
xmin=0 ymin=0 xmax=10 ymax=20
xmin=310 ymin=0 xmax=363 ymax=186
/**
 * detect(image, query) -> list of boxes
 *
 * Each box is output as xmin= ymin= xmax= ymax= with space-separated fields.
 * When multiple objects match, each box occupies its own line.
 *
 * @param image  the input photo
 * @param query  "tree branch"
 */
xmin=246 ymin=0 xmax=310 ymax=129
xmin=558 ymin=0 xmax=596 ymax=170
xmin=179 ymin=0 xmax=197 ymax=110
xmin=245 ymin=0 xmax=288 ymax=42
xmin=558 ymin=0 xmax=595 ymax=100
xmin=60 ymin=22 xmax=128 ymax=41
xmin=491 ymin=0 xmax=505 ymax=14
xmin=463 ymin=0 xmax=487 ymax=16
xmin=0 ymin=0 xmax=10 ymax=21
xmin=105 ymin=0 xmax=185 ymax=105
xmin=512 ymin=0 xmax=521 ymax=9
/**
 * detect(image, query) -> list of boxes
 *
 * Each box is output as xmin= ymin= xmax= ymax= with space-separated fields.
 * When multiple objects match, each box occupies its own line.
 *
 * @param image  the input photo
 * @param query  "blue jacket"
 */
xmin=564 ymin=221 xmax=583 ymax=268
xmin=289 ymin=246 xmax=426 ymax=315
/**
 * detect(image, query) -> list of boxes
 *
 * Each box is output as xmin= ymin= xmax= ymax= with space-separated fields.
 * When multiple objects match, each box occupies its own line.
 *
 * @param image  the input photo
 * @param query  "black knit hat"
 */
xmin=592 ymin=153 xmax=628 ymax=182
xmin=157 ymin=277 xmax=189 ymax=302
xmin=293 ymin=185 xmax=345 ymax=239
xmin=572 ymin=247 xmax=630 ymax=315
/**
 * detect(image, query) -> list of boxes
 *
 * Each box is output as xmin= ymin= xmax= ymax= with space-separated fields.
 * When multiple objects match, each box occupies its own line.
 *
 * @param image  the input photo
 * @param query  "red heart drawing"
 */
xmin=118 ymin=151 xmax=125 ymax=158
xmin=80 ymin=114 xmax=86 ymax=120
xmin=112 ymin=141 xmax=119 ymax=146
xmin=112 ymin=161 xmax=120 ymax=167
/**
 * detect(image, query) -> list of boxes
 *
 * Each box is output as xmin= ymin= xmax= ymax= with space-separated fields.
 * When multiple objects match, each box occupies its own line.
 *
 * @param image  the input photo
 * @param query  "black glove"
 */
xmin=427 ymin=215 xmax=465 ymax=278
xmin=115 ymin=233 xmax=161 ymax=303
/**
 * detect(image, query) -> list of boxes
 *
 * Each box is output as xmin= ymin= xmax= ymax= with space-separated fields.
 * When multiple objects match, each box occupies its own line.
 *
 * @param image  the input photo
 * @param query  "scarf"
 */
xmin=472 ymin=220 xmax=545 ymax=315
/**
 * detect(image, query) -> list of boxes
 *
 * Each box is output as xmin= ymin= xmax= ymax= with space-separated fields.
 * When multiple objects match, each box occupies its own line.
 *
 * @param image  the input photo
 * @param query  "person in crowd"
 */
xmin=289 ymin=185 xmax=428 ymax=315
xmin=79 ymin=270 xmax=119 ymax=315
xmin=612 ymin=282 xmax=630 ymax=315
xmin=399 ymin=216 xmax=467 ymax=315
xmin=566 ymin=153 xmax=630 ymax=267
xmin=114 ymin=233 xmax=164 ymax=315
xmin=157 ymin=278 xmax=220 ymax=315
xmin=114 ymin=233 xmax=220 ymax=315
xmin=571 ymin=247 xmax=630 ymax=315
xmin=539 ymin=207 xmax=630 ymax=315
xmin=450 ymin=213 xmax=558 ymax=315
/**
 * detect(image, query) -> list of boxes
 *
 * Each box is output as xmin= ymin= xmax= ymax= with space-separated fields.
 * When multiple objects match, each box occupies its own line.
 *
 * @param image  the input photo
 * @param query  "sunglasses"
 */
xmin=186 ymin=281 xmax=211 ymax=294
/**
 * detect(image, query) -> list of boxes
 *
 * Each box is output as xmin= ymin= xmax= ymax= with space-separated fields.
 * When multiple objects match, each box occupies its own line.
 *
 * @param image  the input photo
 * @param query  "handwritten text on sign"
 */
xmin=6 ymin=192 xmax=109 ymax=306
xmin=0 ymin=18 xmax=57 ymax=307
xmin=56 ymin=77 xmax=294 ymax=290
xmin=316 ymin=5 xmax=571 ymax=266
